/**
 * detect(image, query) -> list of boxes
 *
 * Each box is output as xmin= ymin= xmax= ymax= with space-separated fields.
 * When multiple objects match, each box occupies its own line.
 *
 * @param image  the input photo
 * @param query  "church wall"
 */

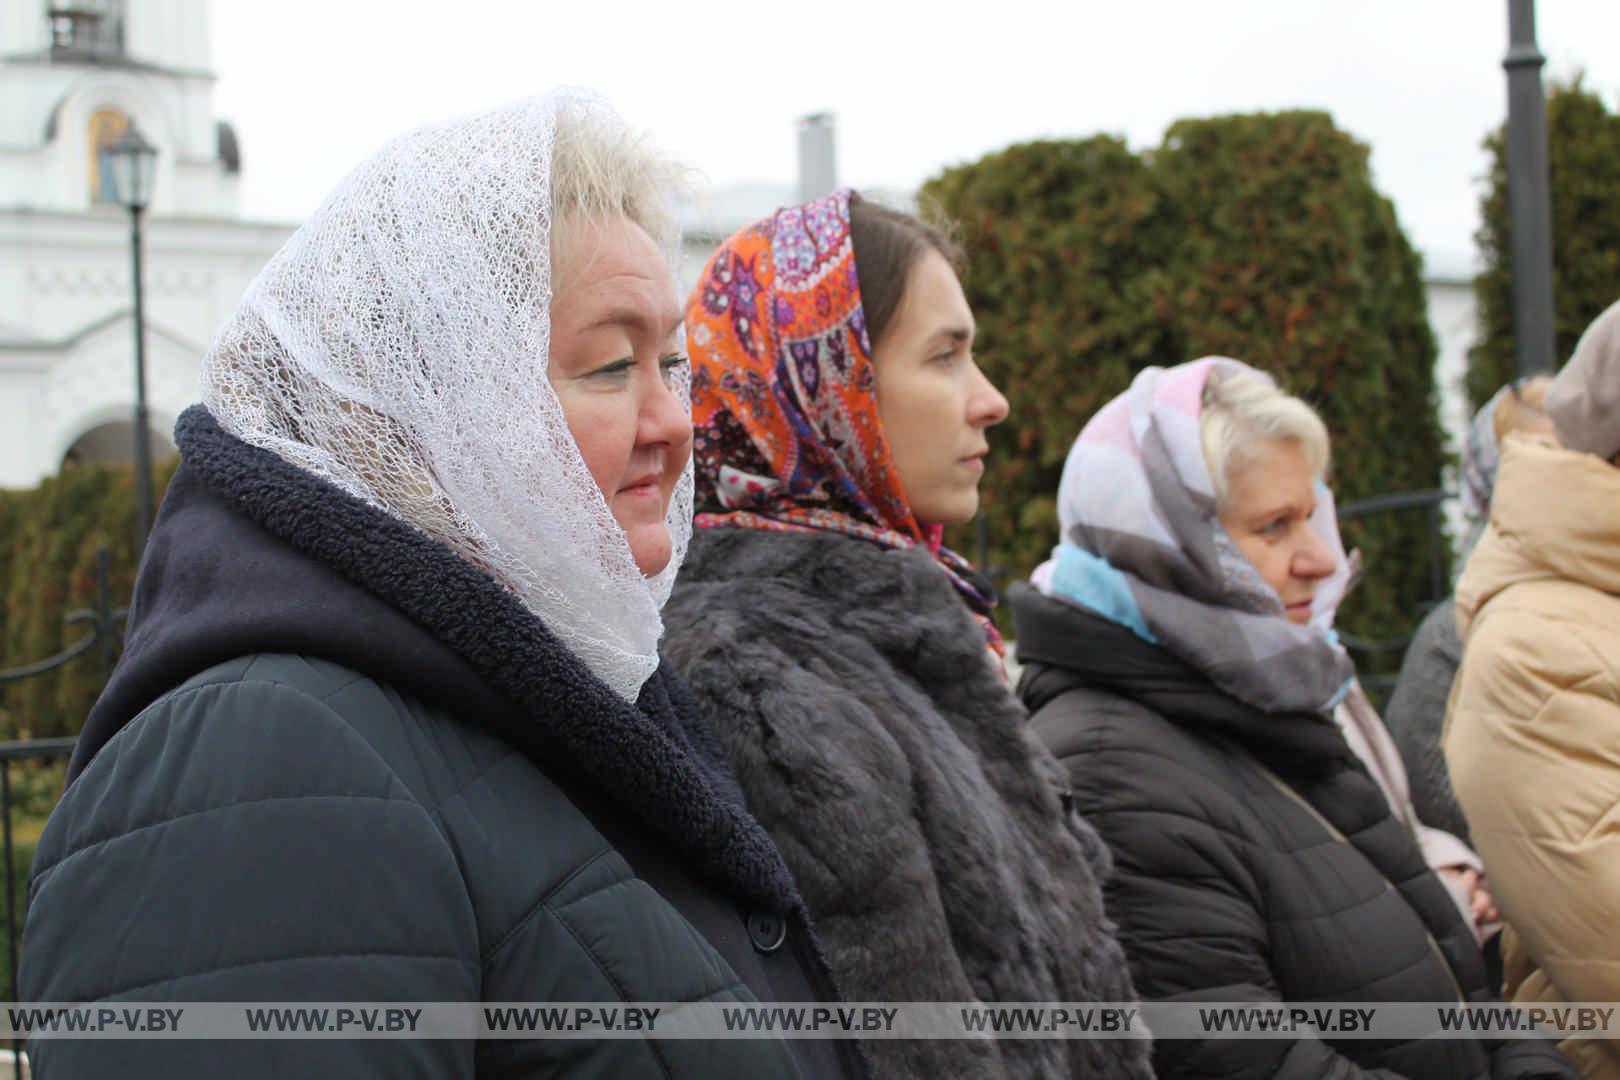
xmin=0 ymin=4 xmax=48 ymax=57
xmin=126 ymin=0 xmax=211 ymax=74
xmin=0 ymin=210 xmax=293 ymax=487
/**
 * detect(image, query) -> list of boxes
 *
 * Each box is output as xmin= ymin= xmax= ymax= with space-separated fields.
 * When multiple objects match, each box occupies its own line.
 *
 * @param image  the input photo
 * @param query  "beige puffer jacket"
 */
xmin=1445 ymin=435 xmax=1620 ymax=1080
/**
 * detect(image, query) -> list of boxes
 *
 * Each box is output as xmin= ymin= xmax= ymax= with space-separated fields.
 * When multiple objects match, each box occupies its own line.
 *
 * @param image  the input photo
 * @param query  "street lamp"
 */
xmin=1503 ymin=0 xmax=1556 ymax=376
xmin=104 ymin=121 xmax=157 ymax=548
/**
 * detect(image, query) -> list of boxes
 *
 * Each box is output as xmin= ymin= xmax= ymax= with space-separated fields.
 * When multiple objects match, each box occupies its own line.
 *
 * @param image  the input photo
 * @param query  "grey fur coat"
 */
xmin=665 ymin=528 xmax=1152 ymax=1080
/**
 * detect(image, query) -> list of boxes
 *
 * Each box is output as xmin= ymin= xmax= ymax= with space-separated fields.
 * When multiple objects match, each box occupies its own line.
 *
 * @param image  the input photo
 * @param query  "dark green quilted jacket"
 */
xmin=21 ymin=407 xmax=863 ymax=1079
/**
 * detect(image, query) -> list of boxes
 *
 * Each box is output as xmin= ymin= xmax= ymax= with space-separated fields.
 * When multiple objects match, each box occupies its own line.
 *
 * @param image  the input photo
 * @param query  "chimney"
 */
xmin=796 ymin=112 xmax=838 ymax=204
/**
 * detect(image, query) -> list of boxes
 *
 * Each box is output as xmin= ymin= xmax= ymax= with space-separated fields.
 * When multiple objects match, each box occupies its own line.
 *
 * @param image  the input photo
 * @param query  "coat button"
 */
xmin=746 ymin=911 xmax=787 ymax=954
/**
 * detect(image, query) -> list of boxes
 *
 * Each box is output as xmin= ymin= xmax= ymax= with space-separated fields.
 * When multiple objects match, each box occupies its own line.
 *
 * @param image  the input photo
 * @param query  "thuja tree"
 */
xmin=922 ymin=135 xmax=1175 ymax=581
xmin=925 ymin=110 xmax=1445 ymax=665
xmin=1471 ymin=77 xmax=1620 ymax=404
xmin=0 ymin=460 xmax=176 ymax=741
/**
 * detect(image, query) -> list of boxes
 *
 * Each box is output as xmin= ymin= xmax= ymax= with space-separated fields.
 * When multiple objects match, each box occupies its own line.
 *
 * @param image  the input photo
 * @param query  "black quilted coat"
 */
xmin=1012 ymin=584 xmax=1573 ymax=1080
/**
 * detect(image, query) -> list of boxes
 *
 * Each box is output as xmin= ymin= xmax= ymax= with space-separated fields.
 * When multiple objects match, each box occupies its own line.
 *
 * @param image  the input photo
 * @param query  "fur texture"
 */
xmin=666 ymin=528 xmax=1153 ymax=1080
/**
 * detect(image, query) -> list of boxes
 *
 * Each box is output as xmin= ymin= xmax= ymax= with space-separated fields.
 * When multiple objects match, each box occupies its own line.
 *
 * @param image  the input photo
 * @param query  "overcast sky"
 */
xmin=212 ymin=1 xmax=1620 ymax=268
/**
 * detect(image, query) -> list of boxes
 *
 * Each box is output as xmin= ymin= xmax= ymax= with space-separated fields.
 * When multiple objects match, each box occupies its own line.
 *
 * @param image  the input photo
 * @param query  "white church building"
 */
xmin=0 ymin=0 xmax=292 ymax=488
xmin=0 ymin=2 xmax=1484 ymax=494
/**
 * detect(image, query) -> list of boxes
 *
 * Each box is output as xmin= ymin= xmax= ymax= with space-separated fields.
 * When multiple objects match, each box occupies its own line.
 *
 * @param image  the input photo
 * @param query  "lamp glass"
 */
xmin=105 ymin=124 xmax=156 ymax=211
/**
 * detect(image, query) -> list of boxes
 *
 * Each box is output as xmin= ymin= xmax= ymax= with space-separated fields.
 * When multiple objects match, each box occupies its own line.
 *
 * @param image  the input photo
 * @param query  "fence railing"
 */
xmin=1336 ymin=488 xmax=1454 ymax=702
xmin=0 ymin=549 xmax=124 ymax=692
xmin=0 ymin=737 xmax=75 ymax=1076
xmin=0 ymin=546 xmax=124 ymax=1080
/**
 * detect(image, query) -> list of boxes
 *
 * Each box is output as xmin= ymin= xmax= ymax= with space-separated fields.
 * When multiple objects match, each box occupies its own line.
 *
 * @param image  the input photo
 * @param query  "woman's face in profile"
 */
xmin=548 ymin=215 xmax=692 ymax=577
xmin=1216 ymin=438 xmax=1338 ymax=624
xmin=871 ymin=248 xmax=1010 ymax=527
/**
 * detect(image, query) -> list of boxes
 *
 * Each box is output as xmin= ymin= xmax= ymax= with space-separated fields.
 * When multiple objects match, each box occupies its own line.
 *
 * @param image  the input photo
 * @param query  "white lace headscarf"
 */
xmin=201 ymin=92 xmax=693 ymax=701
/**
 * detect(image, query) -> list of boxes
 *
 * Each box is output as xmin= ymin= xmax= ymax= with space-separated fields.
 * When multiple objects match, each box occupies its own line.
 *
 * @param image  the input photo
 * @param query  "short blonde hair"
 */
xmin=1200 ymin=366 xmax=1330 ymax=505
xmin=550 ymin=99 xmax=686 ymax=251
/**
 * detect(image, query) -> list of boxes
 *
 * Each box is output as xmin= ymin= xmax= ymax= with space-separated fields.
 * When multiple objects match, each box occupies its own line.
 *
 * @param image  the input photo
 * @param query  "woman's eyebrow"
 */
xmin=927 ymin=326 xmax=974 ymax=348
xmin=1251 ymin=499 xmax=1313 ymax=521
xmin=582 ymin=305 xmax=684 ymax=342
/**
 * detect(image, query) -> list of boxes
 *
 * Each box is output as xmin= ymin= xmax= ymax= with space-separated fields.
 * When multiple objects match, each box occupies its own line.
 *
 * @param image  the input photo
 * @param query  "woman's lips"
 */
xmin=617 ymin=478 xmax=662 ymax=498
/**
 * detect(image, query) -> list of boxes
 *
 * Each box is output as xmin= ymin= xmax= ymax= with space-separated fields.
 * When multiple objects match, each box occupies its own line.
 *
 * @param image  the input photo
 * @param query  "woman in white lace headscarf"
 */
xmin=25 ymin=94 xmax=861 ymax=1080
xmin=204 ymin=92 xmax=693 ymax=701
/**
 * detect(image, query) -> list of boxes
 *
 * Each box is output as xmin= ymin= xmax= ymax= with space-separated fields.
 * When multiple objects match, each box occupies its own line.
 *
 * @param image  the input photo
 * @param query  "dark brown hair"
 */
xmin=848 ymin=192 xmax=965 ymax=350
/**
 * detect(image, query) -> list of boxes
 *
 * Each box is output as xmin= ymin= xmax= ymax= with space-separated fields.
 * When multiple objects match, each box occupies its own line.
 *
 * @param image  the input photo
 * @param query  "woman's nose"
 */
xmin=641 ymin=368 xmax=694 ymax=450
xmin=968 ymin=362 xmax=1010 ymax=428
xmin=1293 ymin=529 xmax=1337 ymax=580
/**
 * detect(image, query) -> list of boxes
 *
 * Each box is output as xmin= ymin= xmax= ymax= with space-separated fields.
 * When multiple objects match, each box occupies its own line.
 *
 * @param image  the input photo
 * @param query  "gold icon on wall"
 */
xmin=88 ymin=107 xmax=131 ymax=203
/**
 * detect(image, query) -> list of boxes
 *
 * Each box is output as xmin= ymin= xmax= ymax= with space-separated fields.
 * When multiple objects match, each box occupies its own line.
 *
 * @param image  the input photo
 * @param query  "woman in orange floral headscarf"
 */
xmin=684 ymin=187 xmax=1006 ymax=650
xmin=663 ymin=189 xmax=1153 ymax=1080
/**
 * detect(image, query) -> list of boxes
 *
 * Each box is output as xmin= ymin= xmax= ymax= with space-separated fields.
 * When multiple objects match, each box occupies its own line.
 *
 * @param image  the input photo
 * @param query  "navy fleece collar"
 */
xmin=74 ymin=405 xmax=801 ymax=916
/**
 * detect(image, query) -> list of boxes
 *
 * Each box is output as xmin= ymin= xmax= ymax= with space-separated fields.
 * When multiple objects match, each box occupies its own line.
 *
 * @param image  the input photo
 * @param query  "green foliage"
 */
xmin=0 ymin=757 xmax=62 ymax=1002
xmin=1471 ymin=77 xmax=1620 ymax=404
xmin=926 ymin=136 xmax=1174 ymax=578
xmin=0 ymin=838 xmax=35 ymax=1001
xmin=925 ymin=111 xmax=1445 ymax=671
xmin=0 ymin=460 xmax=176 ymax=740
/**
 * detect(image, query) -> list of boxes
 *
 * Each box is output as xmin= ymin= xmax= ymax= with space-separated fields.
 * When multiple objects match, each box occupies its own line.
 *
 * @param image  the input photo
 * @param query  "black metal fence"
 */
xmin=0 ymin=737 xmax=75 ymax=1076
xmin=1336 ymin=488 xmax=1454 ymax=701
xmin=0 ymin=546 xmax=125 ymax=1070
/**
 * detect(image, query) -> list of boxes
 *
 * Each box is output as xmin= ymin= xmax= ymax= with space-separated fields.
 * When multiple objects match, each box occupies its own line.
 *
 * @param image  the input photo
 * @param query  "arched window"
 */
xmin=88 ymin=107 xmax=130 ymax=204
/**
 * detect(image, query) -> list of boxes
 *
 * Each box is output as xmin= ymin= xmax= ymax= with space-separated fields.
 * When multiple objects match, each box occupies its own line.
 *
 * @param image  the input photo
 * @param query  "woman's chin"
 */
xmin=913 ymin=489 xmax=981 ymax=529
xmin=627 ymin=528 xmax=673 ymax=579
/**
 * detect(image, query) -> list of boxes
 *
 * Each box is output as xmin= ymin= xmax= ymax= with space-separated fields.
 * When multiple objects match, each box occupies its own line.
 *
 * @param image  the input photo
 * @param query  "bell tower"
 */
xmin=0 ymin=0 xmax=241 ymax=217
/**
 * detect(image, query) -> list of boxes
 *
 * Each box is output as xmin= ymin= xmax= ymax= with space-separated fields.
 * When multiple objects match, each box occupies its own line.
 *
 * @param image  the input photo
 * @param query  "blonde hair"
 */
xmin=1493 ymin=374 xmax=1553 ymax=442
xmin=550 ymin=99 xmax=685 ymax=252
xmin=1200 ymin=366 xmax=1330 ymax=505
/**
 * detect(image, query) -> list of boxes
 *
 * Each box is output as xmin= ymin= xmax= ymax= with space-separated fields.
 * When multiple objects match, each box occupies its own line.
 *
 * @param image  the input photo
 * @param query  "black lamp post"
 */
xmin=104 ymin=121 xmax=158 ymax=548
xmin=1503 ymin=0 xmax=1557 ymax=377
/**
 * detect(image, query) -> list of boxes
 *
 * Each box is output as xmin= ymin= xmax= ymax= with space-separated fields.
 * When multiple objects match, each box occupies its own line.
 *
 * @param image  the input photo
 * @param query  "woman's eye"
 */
xmin=659 ymin=356 xmax=689 ymax=387
xmin=588 ymin=358 xmax=634 ymax=381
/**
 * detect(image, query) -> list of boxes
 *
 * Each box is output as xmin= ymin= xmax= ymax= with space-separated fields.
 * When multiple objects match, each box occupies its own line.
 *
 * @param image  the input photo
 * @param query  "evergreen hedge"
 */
xmin=1470 ymin=78 xmax=1620 ymax=403
xmin=0 ymin=109 xmax=1467 ymax=736
xmin=0 ymin=460 xmax=175 ymax=742
xmin=924 ymin=110 xmax=1446 ymax=668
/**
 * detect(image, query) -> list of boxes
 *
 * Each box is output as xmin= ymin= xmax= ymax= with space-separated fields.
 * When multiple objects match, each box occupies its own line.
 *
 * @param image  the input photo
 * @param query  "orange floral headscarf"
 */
xmin=685 ymin=189 xmax=1002 ymax=652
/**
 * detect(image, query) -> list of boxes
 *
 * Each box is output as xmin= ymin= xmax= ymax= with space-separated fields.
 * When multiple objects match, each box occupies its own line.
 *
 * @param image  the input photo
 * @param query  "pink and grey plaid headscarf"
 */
xmin=1032 ymin=357 xmax=1355 ymax=715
